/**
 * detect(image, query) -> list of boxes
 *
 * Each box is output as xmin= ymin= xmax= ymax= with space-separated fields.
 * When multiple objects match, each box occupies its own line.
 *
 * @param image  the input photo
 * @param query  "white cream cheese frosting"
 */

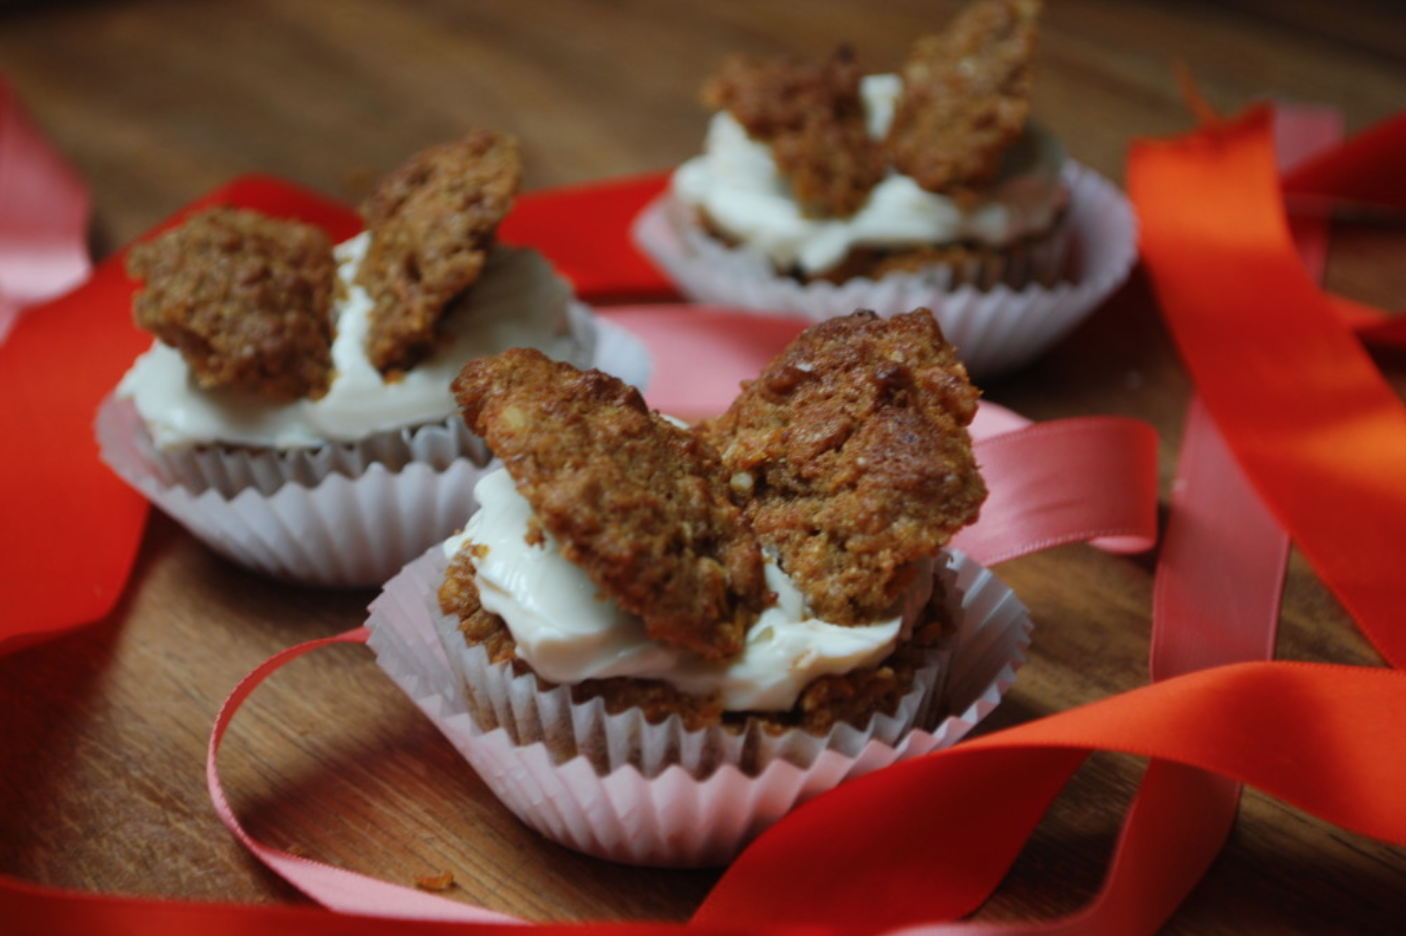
xmin=671 ymin=72 xmax=1068 ymax=276
xmin=119 ymin=231 xmax=591 ymax=450
xmin=446 ymin=467 xmax=932 ymax=712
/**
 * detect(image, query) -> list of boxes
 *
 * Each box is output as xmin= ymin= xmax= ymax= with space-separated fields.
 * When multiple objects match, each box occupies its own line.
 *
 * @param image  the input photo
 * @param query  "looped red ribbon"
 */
xmin=1130 ymin=104 xmax=1406 ymax=671
xmin=0 ymin=81 xmax=119 ymax=653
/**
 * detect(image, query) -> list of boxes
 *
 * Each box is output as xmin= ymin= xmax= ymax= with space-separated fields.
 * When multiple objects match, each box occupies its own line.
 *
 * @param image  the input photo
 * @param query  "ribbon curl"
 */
xmin=1129 ymin=104 xmax=1406 ymax=671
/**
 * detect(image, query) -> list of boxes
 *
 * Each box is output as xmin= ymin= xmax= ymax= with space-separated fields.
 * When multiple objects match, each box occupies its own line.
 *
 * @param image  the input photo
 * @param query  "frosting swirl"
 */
xmin=672 ymin=73 xmax=1067 ymax=276
xmin=119 ymin=232 xmax=591 ymax=449
xmin=447 ymin=468 xmax=933 ymax=712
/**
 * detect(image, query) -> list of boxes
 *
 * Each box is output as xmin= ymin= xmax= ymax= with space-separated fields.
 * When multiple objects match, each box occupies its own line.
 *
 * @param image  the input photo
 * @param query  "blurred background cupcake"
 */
xmin=634 ymin=0 xmax=1136 ymax=380
xmin=98 ymin=130 xmax=647 ymax=588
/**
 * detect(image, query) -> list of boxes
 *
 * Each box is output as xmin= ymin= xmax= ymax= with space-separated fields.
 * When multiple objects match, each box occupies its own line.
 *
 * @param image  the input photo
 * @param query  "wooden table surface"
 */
xmin=3 ymin=1 xmax=1406 ymax=932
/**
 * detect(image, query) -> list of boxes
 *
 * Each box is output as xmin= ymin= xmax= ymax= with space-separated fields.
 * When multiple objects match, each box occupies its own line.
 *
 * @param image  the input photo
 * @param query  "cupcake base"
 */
xmin=96 ymin=395 xmax=497 ymax=588
xmin=96 ymin=318 xmax=652 ymax=588
xmin=365 ymin=545 xmax=1032 ymax=866
xmin=633 ymin=161 xmax=1137 ymax=381
xmin=694 ymin=205 xmax=1072 ymax=292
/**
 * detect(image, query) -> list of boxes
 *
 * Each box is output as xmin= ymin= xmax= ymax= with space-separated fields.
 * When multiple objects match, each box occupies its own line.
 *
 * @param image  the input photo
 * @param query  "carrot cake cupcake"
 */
xmin=98 ymin=130 xmax=642 ymax=587
xmin=367 ymin=308 xmax=1033 ymax=864
xmin=633 ymin=0 xmax=1138 ymax=378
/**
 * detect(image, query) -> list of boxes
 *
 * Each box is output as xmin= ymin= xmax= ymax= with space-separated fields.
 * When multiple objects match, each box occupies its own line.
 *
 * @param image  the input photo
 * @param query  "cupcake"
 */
xmin=366 ymin=308 xmax=1034 ymax=865
xmin=97 ymin=130 xmax=647 ymax=587
xmin=633 ymin=0 xmax=1137 ymax=379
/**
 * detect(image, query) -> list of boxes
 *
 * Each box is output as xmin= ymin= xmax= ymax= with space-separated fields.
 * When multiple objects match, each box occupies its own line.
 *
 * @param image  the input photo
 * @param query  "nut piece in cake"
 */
xmin=700 ymin=308 xmax=987 ymax=625
xmin=885 ymin=0 xmax=1042 ymax=199
xmin=356 ymin=129 xmax=522 ymax=377
xmin=451 ymin=348 xmax=768 ymax=661
xmin=125 ymin=206 xmax=336 ymax=402
xmin=701 ymin=46 xmax=885 ymax=218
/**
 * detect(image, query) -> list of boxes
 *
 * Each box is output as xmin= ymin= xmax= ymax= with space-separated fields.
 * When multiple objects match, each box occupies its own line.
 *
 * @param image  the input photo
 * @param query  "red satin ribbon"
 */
xmin=1280 ymin=109 xmax=1406 ymax=212
xmin=499 ymin=171 xmax=675 ymax=302
xmin=950 ymin=416 xmax=1158 ymax=563
xmin=1128 ymin=104 xmax=1406 ymax=670
xmin=0 ymin=82 xmax=122 ymax=653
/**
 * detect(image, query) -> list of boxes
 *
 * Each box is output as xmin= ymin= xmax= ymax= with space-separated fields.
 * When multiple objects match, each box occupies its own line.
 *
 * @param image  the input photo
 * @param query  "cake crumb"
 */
xmin=414 ymin=870 xmax=455 ymax=892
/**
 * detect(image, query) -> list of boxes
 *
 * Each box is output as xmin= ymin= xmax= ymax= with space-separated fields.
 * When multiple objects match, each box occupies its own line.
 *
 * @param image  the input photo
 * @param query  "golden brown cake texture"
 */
xmin=437 ymin=547 xmax=952 ymax=736
xmin=356 ymin=129 xmax=523 ymax=377
xmin=886 ymin=0 xmax=1042 ymax=200
xmin=700 ymin=309 xmax=986 ymax=625
xmin=125 ymin=129 xmax=528 ymax=404
xmin=693 ymin=0 xmax=1052 ymax=286
xmin=451 ymin=348 xmax=768 ymax=662
xmin=699 ymin=0 xmax=1041 ymax=210
xmin=701 ymin=45 xmax=884 ymax=218
xmin=439 ymin=310 xmax=985 ymax=736
xmin=125 ymin=206 xmax=336 ymax=402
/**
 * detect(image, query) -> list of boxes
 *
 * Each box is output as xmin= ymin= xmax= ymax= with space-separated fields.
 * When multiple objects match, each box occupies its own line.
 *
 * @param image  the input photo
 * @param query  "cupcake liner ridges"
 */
xmin=365 ymin=545 xmax=1032 ymax=866
xmin=633 ymin=161 xmax=1138 ymax=381
xmin=96 ymin=395 xmax=497 ymax=587
xmin=96 ymin=318 xmax=652 ymax=588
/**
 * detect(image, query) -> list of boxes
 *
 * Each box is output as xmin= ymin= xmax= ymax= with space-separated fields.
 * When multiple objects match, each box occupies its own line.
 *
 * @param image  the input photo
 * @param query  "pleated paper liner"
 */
xmin=95 ymin=318 xmax=651 ymax=588
xmin=366 ymin=545 xmax=1032 ymax=866
xmin=633 ymin=161 xmax=1138 ymax=380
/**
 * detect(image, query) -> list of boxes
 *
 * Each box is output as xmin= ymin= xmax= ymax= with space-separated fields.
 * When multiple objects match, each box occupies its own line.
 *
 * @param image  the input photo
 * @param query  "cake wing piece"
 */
xmin=886 ymin=0 xmax=1043 ymax=198
xmin=700 ymin=309 xmax=987 ymax=624
xmin=701 ymin=46 xmax=884 ymax=218
xmin=357 ymin=129 xmax=523 ymax=377
xmin=453 ymin=348 xmax=767 ymax=661
xmin=125 ymin=206 xmax=337 ymax=402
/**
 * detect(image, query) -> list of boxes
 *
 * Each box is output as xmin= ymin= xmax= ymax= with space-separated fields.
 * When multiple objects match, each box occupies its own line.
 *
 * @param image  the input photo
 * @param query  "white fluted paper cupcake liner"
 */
xmin=365 ymin=545 xmax=1032 ymax=866
xmin=632 ymin=161 xmax=1138 ymax=380
xmin=96 ymin=318 xmax=651 ymax=588
xmin=96 ymin=401 xmax=484 ymax=587
xmin=118 ymin=407 xmax=494 ymax=500
xmin=427 ymin=566 xmax=948 ymax=777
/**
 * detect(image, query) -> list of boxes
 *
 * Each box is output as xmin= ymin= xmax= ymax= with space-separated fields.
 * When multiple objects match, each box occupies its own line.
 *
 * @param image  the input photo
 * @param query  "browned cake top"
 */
xmin=885 ymin=0 xmax=1042 ymax=199
xmin=125 ymin=206 xmax=336 ymax=402
xmin=439 ymin=309 xmax=985 ymax=730
xmin=699 ymin=309 xmax=987 ymax=625
xmin=701 ymin=46 xmax=885 ymax=218
xmin=699 ymin=0 xmax=1043 ymax=211
xmin=452 ymin=348 xmax=768 ymax=661
xmin=356 ymin=129 xmax=522 ymax=377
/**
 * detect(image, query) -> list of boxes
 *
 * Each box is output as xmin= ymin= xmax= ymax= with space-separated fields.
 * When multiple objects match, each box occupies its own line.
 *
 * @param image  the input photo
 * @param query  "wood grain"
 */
xmin=2 ymin=0 xmax=1405 ymax=931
